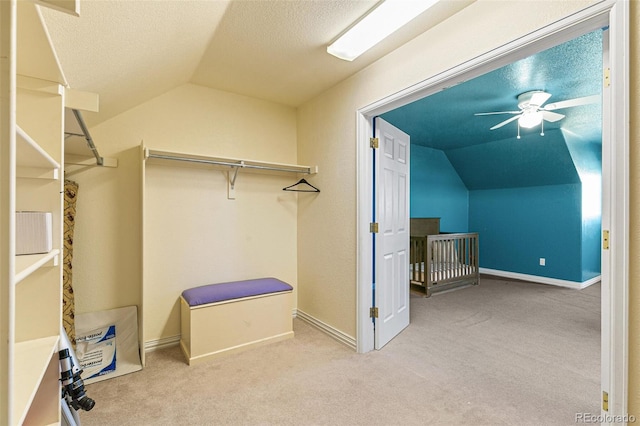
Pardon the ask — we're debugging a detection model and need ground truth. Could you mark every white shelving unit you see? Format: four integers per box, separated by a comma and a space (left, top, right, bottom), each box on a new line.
1, 1, 80, 424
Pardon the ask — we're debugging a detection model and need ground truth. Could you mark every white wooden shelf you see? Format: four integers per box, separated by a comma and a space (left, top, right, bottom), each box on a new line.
14, 249, 60, 285
144, 147, 317, 175
16, 126, 60, 179
143, 146, 318, 200
12, 336, 60, 425
16, 0, 69, 87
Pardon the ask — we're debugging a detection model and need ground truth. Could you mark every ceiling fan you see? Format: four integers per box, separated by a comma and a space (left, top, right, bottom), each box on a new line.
475, 90, 600, 138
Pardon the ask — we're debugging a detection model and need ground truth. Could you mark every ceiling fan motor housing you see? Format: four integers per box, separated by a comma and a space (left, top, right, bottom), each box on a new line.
517, 90, 548, 109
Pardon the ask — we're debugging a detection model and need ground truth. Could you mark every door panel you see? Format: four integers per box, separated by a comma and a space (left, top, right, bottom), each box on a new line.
374, 117, 410, 349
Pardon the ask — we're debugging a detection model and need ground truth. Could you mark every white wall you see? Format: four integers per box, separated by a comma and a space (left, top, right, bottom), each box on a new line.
69, 83, 299, 344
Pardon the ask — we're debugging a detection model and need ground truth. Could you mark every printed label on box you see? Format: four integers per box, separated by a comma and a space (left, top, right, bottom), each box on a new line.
76, 325, 117, 379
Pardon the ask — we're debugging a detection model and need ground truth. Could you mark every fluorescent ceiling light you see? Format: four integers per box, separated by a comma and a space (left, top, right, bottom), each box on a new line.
327, 0, 440, 61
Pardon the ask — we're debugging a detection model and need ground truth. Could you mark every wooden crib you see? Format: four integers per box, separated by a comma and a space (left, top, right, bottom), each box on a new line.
409, 218, 479, 297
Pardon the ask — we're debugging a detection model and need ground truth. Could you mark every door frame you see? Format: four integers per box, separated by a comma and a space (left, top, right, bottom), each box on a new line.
355, 0, 628, 419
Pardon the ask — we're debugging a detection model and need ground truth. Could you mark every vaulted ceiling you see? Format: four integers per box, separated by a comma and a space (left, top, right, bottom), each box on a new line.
41, 0, 474, 127
380, 29, 604, 151
380, 29, 604, 190
41, 0, 603, 190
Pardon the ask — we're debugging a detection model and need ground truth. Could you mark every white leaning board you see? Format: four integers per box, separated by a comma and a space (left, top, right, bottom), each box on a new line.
75, 306, 142, 385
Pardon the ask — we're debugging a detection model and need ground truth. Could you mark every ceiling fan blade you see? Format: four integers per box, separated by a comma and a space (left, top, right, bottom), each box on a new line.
529, 91, 552, 107
543, 94, 600, 111
474, 111, 520, 116
490, 114, 521, 130
542, 111, 565, 122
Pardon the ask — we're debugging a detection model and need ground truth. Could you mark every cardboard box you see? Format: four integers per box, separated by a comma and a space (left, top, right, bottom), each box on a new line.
16, 211, 52, 255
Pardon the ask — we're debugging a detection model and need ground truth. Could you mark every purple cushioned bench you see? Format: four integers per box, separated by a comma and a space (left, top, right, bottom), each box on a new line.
181, 277, 293, 307
179, 277, 295, 365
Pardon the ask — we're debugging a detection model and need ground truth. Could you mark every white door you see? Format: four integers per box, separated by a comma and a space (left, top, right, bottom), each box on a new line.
374, 117, 410, 349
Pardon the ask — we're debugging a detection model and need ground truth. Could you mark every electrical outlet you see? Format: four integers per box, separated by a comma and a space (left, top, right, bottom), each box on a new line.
539, 258, 546, 266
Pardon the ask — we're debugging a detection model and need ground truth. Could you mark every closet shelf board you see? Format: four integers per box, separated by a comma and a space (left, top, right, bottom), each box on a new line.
144, 147, 318, 176
17, 0, 68, 86
12, 336, 60, 425
16, 126, 60, 179
14, 250, 60, 285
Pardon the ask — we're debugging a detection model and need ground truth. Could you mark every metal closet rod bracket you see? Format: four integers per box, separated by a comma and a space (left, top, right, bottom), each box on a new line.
71, 109, 104, 166
227, 163, 243, 200
229, 164, 241, 190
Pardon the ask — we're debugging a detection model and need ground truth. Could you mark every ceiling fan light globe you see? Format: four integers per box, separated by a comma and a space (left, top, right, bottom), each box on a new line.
518, 111, 543, 128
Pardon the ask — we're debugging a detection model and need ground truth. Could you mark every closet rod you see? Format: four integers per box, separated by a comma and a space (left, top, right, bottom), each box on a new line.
147, 152, 314, 175
71, 109, 104, 166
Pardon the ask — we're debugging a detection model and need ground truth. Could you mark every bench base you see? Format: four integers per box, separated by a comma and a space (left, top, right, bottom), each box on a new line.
180, 291, 293, 365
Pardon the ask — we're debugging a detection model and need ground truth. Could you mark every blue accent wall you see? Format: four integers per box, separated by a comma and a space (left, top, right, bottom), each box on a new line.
408, 129, 601, 284
385, 29, 604, 285
410, 145, 468, 232
468, 184, 584, 282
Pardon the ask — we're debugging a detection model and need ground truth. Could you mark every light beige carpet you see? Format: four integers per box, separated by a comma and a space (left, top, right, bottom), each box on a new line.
80, 276, 600, 425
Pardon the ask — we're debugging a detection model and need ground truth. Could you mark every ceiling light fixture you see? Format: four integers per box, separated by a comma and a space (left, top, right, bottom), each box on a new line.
516, 110, 545, 139
518, 110, 543, 128
327, 0, 440, 61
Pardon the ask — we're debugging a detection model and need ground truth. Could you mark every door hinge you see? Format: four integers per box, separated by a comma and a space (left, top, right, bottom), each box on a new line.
370, 137, 379, 149
602, 390, 609, 411
604, 67, 611, 88
370, 307, 379, 318
370, 222, 379, 233
603, 230, 610, 250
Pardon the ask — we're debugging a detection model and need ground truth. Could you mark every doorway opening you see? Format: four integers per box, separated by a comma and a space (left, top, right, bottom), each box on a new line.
356, 1, 628, 419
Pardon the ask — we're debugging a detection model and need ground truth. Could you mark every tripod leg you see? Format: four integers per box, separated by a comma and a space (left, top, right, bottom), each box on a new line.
61, 397, 81, 426
59, 325, 95, 417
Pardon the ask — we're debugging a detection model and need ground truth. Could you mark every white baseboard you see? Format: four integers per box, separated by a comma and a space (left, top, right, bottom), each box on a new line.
144, 335, 180, 353
479, 268, 601, 290
144, 311, 331, 353
295, 309, 356, 351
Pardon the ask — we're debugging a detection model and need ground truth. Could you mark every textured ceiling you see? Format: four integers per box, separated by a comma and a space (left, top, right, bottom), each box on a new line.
381, 29, 604, 151
41, 0, 474, 127
380, 29, 604, 190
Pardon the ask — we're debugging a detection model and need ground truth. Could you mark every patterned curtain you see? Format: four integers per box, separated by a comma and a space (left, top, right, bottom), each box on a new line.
63, 180, 79, 347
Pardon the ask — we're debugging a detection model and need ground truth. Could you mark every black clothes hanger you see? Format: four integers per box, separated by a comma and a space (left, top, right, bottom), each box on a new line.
283, 178, 320, 193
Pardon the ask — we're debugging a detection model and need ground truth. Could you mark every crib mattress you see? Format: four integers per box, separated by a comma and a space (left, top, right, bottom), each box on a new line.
410, 262, 477, 282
